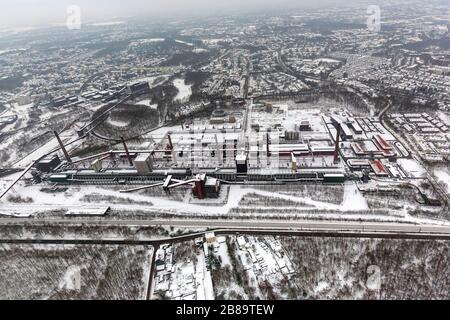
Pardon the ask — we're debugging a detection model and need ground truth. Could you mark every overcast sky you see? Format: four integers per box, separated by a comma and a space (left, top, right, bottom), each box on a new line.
0, 0, 366, 29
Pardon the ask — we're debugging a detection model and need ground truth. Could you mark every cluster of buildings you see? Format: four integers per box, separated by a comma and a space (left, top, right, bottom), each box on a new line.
389, 112, 450, 163
235, 236, 294, 277
282, 47, 343, 80
200, 49, 249, 98
153, 242, 213, 300
248, 72, 308, 98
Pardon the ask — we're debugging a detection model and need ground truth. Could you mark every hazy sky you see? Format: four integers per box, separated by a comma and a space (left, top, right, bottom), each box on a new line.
0, 0, 361, 29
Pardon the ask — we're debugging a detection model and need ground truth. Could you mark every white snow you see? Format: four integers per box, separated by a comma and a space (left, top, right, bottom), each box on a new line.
216, 241, 232, 269
437, 111, 449, 125
434, 169, 450, 193
13, 129, 78, 168
173, 78, 192, 102
129, 39, 165, 47
135, 99, 158, 109
342, 182, 369, 211
59, 265, 81, 291
128, 76, 158, 86
143, 38, 165, 43
196, 250, 214, 300
315, 281, 330, 293
175, 40, 194, 46
90, 21, 126, 27
315, 58, 341, 64
1, 183, 376, 218
106, 117, 130, 127
397, 159, 427, 178
201, 39, 228, 45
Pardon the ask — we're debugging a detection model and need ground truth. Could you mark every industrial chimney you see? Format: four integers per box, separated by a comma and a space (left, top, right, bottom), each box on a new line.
54, 131, 72, 163
334, 124, 341, 164
121, 137, 133, 166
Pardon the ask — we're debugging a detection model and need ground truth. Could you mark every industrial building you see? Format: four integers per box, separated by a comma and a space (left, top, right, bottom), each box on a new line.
27, 103, 420, 201
35, 155, 62, 173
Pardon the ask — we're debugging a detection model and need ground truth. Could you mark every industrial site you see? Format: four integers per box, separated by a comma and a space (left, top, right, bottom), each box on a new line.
0, 0, 449, 302
1, 95, 447, 217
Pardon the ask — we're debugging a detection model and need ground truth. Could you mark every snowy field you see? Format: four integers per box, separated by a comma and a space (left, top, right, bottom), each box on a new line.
135, 99, 158, 109
106, 117, 130, 127
0, 180, 383, 216
435, 169, 450, 193
397, 158, 427, 178
2, 173, 446, 226
175, 40, 194, 46
13, 129, 81, 168
173, 78, 192, 102
342, 183, 368, 211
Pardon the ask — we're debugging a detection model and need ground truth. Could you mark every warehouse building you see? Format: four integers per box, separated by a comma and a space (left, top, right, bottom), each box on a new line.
35, 155, 62, 173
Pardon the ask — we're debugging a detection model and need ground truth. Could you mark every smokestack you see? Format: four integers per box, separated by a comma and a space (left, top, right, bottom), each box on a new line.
54, 131, 72, 163
215, 134, 222, 165
334, 124, 341, 164
121, 137, 133, 166
167, 134, 174, 150
266, 132, 271, 157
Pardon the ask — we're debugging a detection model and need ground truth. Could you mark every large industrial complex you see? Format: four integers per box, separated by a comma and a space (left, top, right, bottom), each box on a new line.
21, 97, 442, 208
0, 0, 449, 302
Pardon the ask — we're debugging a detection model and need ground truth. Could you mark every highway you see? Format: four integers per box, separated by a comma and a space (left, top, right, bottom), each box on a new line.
1, 218, 450, 239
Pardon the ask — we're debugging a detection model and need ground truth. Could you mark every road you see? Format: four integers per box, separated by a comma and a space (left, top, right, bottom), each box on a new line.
1, 218, 450, 239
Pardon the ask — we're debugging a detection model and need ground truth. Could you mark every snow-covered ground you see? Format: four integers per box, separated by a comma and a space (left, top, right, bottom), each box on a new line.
437, 111, 449, 124
434, 169, 450, 193
342, 183, 369, 211
130, 38, 165, 46
215, 238, 233, 269
106, 117, 130, 127
315, 58, 341, 64
0, 102, 33, 133
135, 99, 158, 109
59, 265, 81, 291
13, 129, 79, 168
175, 40, 194, 46
397, 158, 427, 178
0, 179, 429, 225
128, 76, 159, 87
173, 78, 192, 102
90, 21, 126, 27
1, 102, 33, 119
142, 125, 180, 141
196, 248, 214, 300
201, 39, 228, 46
